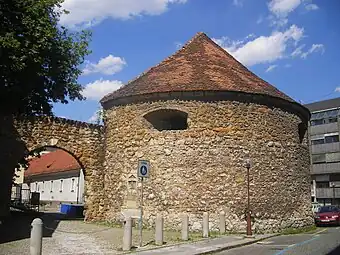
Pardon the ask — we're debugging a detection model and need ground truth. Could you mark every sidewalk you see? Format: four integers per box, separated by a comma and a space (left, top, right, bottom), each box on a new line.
132, 234, 277, 255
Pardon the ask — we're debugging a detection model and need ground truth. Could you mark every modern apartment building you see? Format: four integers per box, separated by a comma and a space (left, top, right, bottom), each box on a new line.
305, 97, 340, 206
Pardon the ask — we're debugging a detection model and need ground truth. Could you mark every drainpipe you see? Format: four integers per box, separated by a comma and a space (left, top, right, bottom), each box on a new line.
76, 169, 81, 204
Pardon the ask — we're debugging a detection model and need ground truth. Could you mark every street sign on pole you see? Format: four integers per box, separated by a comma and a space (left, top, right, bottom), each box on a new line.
138, 160, 150, 178
137, 159, 150, 247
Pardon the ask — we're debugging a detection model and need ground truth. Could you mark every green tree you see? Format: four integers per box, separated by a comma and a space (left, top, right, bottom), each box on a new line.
0, 0, 91, 116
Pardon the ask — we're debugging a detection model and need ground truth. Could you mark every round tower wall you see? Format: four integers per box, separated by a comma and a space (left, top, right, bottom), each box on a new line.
102, 99, 313, 233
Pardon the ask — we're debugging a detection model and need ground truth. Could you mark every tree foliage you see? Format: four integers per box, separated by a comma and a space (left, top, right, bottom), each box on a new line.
0, 0, 91, 116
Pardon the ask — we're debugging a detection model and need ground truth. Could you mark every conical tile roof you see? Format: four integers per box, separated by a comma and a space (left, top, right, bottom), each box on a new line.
100, 32, 294, 104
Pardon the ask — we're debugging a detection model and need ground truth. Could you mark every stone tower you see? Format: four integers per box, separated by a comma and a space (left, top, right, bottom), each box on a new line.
100, 32, 312, 233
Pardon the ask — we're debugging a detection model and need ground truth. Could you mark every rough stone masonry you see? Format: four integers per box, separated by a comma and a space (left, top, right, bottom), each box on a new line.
99, 32, 314, 233
0, 32, 314, 234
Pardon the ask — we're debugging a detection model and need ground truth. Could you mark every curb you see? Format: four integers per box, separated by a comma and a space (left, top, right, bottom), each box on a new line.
123, 234, 279, 254
194, 234, 280, 255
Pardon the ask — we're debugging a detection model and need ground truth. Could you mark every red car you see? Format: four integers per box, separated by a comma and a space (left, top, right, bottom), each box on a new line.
315, 206, 340, 226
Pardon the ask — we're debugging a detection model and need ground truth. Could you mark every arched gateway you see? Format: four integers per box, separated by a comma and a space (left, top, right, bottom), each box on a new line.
0, 115, 105, 220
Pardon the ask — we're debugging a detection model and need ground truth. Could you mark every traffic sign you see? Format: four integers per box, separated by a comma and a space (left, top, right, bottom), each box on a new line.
138, 160, 150, 178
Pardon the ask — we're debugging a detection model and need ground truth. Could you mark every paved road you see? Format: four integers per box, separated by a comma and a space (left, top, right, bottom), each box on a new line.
216, 227, 340, 255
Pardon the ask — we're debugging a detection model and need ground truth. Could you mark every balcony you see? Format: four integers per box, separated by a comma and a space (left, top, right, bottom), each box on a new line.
312, 142, 340, 154
310, 122, 338, 135
316, 188, 340, 198
311, 162, 340, 175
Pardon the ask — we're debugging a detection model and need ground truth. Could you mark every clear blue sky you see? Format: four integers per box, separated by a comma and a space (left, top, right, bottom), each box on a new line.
53, 0, 340, 122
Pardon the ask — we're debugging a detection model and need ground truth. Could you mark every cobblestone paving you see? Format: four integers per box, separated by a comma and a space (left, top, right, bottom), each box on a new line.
0, 212, 204, 255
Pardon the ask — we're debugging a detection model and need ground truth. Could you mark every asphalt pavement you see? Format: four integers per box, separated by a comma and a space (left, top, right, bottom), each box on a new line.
215, 227, 340, 255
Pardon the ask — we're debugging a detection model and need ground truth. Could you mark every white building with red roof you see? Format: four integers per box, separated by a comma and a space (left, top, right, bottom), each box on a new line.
23, 149, 85, 205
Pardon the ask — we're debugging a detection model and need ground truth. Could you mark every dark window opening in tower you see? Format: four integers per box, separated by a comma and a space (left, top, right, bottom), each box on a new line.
144, 109, 188, 131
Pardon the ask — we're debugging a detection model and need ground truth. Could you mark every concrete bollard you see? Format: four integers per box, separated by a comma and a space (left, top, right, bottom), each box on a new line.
219, 211, 226, 234
181, 214, 189, 241
123, 216, 132, 251
155, 214, 164, 245
203, 212, 209, 238
30, 218, 43, 255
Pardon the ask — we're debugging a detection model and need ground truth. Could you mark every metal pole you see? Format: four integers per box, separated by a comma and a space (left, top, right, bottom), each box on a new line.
333, 185, 335, 205
246, 166, 252, 236
139, 177, 144, 247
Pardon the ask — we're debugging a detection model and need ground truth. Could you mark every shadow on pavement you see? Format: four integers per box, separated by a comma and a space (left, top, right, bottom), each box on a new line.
0, 209, 83, 244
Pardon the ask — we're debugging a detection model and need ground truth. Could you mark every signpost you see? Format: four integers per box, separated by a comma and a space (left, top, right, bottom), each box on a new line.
137, 160, 150, 247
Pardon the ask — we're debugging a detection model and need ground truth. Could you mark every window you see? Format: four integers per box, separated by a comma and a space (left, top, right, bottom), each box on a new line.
326, 152, 340, 163
311, 119, 324, 126
35, 182, 38, 192
325, 135, 339, 144
60, 180, 63, 192
328, 117, 338, 123
312, 139, 324, 145
50, 180, 53, 193
71, 178, 75, 192
316, 182, 329, 188
312, 154, 326, 164
144, 109, 188, 131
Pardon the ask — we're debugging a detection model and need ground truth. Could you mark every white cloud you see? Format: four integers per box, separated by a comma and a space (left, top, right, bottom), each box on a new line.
174, 42, 183, 49
233, 0, 243, 7
268, 0, 302, 17
265, 65, 278, 72
335, 87, 340, 93
88, 112, 98, 123
83, 55, 127, 76
291, 44, 306, 57
305, 3, 319, 11
59, 0, 188, 27
256, 16, 264, 24
82, 79, 123, 100
291, 44, 325, 58
301, 44, 325, 58
88, 108, 104, 124
214, 25, 304, 66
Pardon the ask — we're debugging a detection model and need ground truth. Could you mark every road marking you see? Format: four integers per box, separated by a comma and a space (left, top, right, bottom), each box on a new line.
257, 241, 273, 244
336, 227, 340, 230
273, 235, 320, 255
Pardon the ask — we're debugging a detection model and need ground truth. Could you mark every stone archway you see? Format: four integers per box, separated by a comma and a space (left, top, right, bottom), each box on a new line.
0, 115, 105, 220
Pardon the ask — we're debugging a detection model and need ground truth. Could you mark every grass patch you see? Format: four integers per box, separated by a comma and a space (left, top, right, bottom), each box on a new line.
280, 225, 317, 235
90, 220, 123, 228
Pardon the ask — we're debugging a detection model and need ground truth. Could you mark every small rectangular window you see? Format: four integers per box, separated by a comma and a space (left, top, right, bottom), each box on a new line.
312, 139, 324, 145
325, 135, 339, 144
328, 118, 337, 123
60, 180, 63, 192
326, 152, 340, 163
312, 154, 326, 164
311, 119, 325, 126
50, 180, 53, 193
71, 178, 75, 192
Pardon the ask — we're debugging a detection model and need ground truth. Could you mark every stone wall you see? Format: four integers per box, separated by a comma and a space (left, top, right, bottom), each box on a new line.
0, 115, 105, 219
102, 99, 313, 233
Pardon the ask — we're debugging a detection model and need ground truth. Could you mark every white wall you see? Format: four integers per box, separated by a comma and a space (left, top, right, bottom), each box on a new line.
27, 170, 84, 203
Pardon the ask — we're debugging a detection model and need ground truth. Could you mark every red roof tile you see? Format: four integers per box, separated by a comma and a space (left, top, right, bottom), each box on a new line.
24, 149, 80, 177
100, 32, 294, 104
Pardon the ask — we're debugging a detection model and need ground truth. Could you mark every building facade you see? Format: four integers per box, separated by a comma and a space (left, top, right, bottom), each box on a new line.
23, 149, 85, 206
305, 97, 340, 206
99, 32, 313, 233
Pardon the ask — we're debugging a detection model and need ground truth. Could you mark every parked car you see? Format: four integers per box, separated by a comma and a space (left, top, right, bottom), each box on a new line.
315, 206, 340, 226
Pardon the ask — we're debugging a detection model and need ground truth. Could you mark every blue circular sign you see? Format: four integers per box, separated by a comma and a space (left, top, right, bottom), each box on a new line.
140, 165, 148, 176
